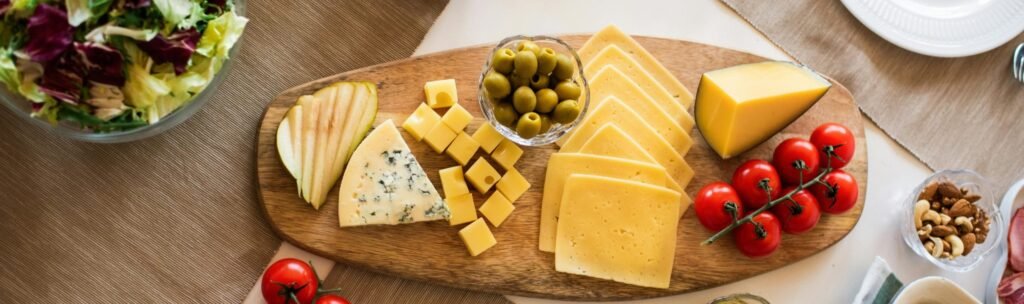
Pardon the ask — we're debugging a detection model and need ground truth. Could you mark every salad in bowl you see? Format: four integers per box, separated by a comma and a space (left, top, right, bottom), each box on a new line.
0, 0, 247, 134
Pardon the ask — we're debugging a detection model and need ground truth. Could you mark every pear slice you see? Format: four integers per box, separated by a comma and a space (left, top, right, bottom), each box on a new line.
299, 95, 320, 201
309, 86, 340, 207
310, 83, 355, 209
349, 82, 379, 161
289, 105, 303, 182
276, 105, 303, 179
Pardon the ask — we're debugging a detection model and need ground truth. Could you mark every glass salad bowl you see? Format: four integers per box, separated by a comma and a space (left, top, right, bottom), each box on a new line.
477, 35, 589, 146
0, 0, 246, 143
901, 169, 1003, 272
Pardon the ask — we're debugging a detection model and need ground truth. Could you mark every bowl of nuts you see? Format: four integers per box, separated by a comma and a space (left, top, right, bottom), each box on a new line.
903, 169, 1001, 272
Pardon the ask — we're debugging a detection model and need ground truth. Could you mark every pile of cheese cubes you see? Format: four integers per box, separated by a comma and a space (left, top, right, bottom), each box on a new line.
402, 79, 531, 257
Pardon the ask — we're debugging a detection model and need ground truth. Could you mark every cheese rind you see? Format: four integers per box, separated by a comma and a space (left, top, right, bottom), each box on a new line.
695, 61, 830, 159
538, 153, 669, 252
402, 103, 441, 141
478, 192, 515, 227
337, 120, 449, 227
578, 25, 694, 108
555, 174, 680, 289
459, 218, 497, 256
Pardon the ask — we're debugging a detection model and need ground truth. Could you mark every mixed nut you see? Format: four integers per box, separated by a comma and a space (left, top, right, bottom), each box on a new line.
914, 180, 991, 260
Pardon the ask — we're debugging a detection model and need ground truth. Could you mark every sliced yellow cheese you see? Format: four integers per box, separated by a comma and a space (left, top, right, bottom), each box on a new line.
562, 96, 692, 158
578, 25, 694, 108
555, 174, 680, 289
587, 66, 692, 130
696, 61, 831, 159
538, 153, 669, 252
585, 45, 683, 111
561, 98, 694, 190
579, 124, 692, 217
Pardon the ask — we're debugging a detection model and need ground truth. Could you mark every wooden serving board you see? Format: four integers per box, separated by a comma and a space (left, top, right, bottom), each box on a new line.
256, 35, 868, 301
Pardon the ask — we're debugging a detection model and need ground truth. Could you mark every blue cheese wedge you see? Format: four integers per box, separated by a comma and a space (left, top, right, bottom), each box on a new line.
338, 120, 449, 227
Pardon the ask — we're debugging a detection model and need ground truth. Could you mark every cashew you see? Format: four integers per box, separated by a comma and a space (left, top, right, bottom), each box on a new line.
917, 224, 933, 240
924, 240, 935, 253
954, 216, 973, 233
946, 235, 964, 257
922, 210, 941, 225
939, 213, 952, 226
929, 236, 944, 258
914, 200, 930, 228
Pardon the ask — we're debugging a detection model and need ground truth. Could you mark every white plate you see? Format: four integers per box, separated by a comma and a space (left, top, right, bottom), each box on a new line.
841, 0, 1024, 57
894, 276, 981, 304
987, 179, 1024, 304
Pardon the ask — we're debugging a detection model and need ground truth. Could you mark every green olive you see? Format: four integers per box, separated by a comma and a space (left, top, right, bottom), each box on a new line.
493, 102, 518, 127
554, 80, 582, 101
552, 54, 575, 80
516, 112, 542, 139
535, 88, 558, 113
509, 73, 528, 89
483, 71, 511, 99
529, 74, 549, 90
513, 51, 538, 80
491, 48, 516, 74
516, 41, 541, 57
536, 48, 557, 76
512, 86, 536, 113
539, 114, 552, 133
552, 99, 581, 124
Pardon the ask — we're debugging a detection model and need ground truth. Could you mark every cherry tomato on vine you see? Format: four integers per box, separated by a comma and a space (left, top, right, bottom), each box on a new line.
261, 258, 319, 304
733, 212, 782, 258
770, 186, 821, 234
315, 295, 352, 304
694, 182, 744, 231
772, 138, 821, 186
731, 159, 782, 210
810, 170, 859, 214
810, 123, 855, 169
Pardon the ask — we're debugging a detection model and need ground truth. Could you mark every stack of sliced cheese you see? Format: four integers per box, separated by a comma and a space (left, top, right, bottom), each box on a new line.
539, 25, 695, 289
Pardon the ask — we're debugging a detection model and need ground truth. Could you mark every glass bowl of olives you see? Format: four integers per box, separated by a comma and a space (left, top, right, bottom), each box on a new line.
478, 35, 589, 146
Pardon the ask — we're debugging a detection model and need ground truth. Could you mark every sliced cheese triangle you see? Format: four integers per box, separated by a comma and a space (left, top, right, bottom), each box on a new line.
337, 120, 449, 227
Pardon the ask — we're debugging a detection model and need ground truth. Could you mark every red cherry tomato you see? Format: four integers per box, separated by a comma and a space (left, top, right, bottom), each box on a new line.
261, 258, 319, 304
810, 123, 855, 169
733, 212, 782, 258
731, 159, 782, 210
694, 182, 744, 231
771, 186, 821, 234
772, 138, 821, 186
810, 170, 859, 214
315, 295, 352, 304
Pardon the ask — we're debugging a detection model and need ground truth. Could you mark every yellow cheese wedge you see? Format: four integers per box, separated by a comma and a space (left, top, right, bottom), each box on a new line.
587, 66, 692, 129
585, 45, 683, 110
562, 96, 692, 157
696, 61, 831, 159
555, 174, 680, 289
538, 153, 669, 252
560, 97, 694, 190
579, 124, 692, 217
578, 25, 694, 108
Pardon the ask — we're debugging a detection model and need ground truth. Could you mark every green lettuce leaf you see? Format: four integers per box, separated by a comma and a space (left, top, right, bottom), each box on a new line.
65, 0, 90, 26
0, 49, 18, 93
195, 10, 247, 58
122, 42, 170, 111
152, 0, 191, 31
8, 0, 39, 17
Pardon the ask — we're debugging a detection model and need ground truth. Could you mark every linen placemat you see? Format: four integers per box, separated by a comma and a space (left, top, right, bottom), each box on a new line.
722, 0, 1024, 190
0, 1, 509, 302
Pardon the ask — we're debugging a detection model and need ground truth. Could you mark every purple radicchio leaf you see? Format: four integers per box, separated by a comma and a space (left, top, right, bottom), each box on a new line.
75, 42, 125, 86
136, 28, 199, 75
123, 0, 151, 9
0, 0, 10, 15
38, 50, 87, 104
24, 4, 73, 63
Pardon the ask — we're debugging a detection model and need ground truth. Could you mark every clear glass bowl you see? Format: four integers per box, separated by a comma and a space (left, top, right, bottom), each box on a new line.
0, 0, 246, 143
477, 35, 589, 146
901, 169, 1003, 272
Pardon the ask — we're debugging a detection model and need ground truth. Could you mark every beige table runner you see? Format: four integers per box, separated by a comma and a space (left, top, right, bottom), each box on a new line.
723, 0, 1024, 190
0, 1, 504, 302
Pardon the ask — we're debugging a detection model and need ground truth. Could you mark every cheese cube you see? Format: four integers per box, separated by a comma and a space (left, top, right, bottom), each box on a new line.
446, 193, 476, 226
445, 132, 479, 166
695, 61, 831, 159
441, 103, 473, 131
490, 140, 522, 170
401, 103, 441, 141
459, 218, 497, 256
465, 158, 500, 193
439, 166, 469, 198
423, 123, 457, 153
495, 168, 530, 202
472, 123, 504, 153
424, 79, 458, 109
479, 192, 515, 227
